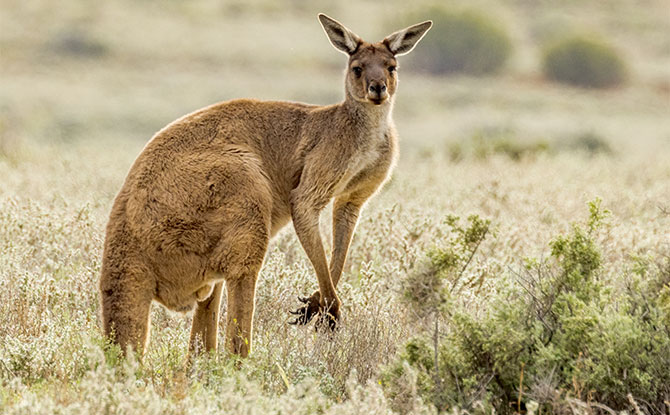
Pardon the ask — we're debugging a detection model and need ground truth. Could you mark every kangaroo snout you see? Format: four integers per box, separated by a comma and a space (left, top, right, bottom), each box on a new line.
367, 81, 388, 103
368, 82, 386, 94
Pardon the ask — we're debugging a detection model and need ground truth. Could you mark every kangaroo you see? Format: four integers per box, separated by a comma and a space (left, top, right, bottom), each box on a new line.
99, 14, 432, 357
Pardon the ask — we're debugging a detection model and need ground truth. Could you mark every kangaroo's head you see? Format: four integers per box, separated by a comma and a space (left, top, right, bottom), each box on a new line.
318, 14, 432, 106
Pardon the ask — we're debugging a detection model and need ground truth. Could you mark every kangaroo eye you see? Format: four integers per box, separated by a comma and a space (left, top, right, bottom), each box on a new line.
352, 67, 362, 77
388, 66, 396, 73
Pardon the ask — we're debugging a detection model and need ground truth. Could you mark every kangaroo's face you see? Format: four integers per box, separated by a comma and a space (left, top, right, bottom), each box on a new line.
318, 14, 432, 106
347, 44, 397, 105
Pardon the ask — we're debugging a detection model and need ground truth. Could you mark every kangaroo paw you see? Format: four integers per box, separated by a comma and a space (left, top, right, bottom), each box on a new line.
288, 293, 320, 325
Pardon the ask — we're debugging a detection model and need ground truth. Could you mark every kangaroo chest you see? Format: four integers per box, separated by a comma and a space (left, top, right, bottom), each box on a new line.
332, 128, 393, 197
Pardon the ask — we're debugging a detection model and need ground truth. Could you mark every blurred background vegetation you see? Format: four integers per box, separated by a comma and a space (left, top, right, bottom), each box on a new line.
1, 0, 669, 158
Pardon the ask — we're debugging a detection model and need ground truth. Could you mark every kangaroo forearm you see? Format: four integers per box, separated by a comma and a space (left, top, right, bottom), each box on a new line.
330, 201, 360, 287
292, 211, 336, 300
329, 246, 350, 288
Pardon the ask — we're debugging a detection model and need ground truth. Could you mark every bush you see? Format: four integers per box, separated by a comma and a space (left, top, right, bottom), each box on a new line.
448, 127, 550, 162
566, 132, 613, 156
542, 35, 627, 88
471, 128, 550, 161
408, 8, 512, 76
384, 200, 670, 413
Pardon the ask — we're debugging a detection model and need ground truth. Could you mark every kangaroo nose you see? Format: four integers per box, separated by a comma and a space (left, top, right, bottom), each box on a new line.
368, 83, 387, 94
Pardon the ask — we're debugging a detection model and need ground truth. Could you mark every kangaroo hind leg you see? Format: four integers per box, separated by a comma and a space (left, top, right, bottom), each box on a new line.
216, 218, 269, 358
225, 265, 263, 358
189, 281, 224, 354
100, 264, 154, 356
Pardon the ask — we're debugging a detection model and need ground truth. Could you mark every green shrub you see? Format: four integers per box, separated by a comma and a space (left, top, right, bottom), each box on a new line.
471, 128, 550, 161
448, 127, 550, 162
568, 131, 612, 155
542, 35, 627, 88
408, 8, 512, 76
390, 214, 492, 411
384, 200, 670, 413
450, 129, 615, 163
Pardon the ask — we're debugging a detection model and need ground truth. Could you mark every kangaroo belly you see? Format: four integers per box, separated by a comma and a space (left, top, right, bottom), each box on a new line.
154, 270, 225, 312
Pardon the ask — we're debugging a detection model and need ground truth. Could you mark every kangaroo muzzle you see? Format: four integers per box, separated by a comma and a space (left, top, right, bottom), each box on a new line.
367, 81, 388, 104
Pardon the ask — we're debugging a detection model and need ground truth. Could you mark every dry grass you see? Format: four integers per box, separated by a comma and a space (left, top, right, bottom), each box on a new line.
1, 0, 669, 413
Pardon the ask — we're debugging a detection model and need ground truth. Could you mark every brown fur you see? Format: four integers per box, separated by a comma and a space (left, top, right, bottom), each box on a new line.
99, 14, 431, 357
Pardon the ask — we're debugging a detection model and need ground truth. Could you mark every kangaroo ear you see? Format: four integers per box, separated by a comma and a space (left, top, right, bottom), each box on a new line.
318, 14, 362, 55
383, 21, 433, 56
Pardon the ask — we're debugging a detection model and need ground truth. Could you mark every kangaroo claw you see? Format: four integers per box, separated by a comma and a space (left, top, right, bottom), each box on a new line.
289, 294, 320, 325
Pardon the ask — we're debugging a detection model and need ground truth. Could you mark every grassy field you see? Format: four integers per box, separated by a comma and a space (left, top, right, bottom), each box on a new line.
1, 0, 669, 413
